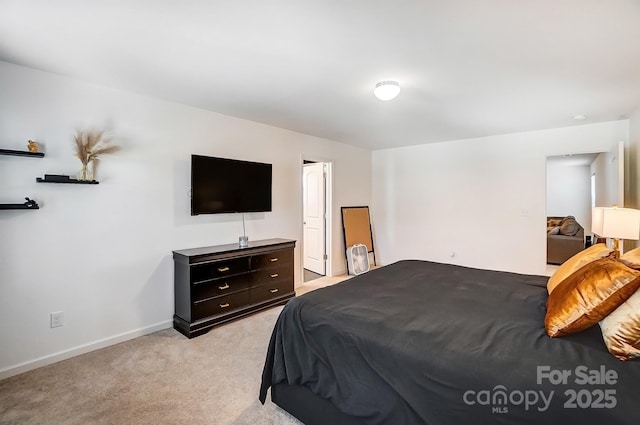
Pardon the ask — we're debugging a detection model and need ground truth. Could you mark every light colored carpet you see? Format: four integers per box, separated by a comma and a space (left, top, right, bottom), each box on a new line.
0, 275, 350, 425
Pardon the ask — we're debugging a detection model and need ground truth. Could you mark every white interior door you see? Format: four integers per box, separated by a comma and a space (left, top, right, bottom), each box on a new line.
614, 140, 624, 207
303, 163, 326, 275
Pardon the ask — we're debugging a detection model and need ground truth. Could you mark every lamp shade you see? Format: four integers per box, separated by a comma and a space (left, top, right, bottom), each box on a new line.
373, 81, 400, 101
592, 207, 640, 240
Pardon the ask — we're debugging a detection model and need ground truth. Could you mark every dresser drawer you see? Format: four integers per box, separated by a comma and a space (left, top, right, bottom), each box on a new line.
191, 257, 250, 284
192, 274, 251, 301
252, 249, 293, 270
192, 290, 250, 321
251, 265, 291, 287
250, 279, 293, 305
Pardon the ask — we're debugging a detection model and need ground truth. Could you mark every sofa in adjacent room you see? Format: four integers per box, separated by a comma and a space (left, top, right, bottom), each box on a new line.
547, 216, 585, 265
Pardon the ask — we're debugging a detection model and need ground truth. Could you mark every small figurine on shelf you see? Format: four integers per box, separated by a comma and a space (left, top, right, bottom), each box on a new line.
27, 140, 39, 152
23, 197, 38, 208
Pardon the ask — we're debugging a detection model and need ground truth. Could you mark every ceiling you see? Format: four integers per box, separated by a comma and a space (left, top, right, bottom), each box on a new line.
1, 0, 639, 151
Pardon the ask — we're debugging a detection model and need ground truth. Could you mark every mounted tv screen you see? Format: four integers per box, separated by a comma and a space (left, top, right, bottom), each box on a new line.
191, 155, 272, 215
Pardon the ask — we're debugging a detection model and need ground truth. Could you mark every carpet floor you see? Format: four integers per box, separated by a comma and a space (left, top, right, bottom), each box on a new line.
0, 275, 350, 425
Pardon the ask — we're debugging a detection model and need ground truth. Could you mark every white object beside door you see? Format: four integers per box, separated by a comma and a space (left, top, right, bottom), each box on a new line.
614, 140, 624, 207
303, 162, 326, 275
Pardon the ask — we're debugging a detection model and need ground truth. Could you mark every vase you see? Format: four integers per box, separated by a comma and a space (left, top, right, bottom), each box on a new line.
77, 162, 94, 181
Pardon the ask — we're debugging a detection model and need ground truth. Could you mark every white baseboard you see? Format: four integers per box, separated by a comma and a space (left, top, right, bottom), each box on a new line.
0, 320, 173, 381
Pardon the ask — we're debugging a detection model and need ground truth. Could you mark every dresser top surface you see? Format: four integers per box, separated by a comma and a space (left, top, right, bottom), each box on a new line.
173, 238, 296, 259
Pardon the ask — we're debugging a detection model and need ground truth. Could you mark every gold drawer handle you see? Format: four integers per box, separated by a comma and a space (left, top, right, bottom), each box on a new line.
218, 283, 230, 290
218, 266, 230, 272
220, 303, 230, 308
270, 289, 279, 293
269, 258, 279, 262
270, 273, 279, 278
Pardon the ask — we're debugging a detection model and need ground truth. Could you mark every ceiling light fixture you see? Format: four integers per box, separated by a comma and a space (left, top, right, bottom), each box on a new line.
573, 114, 587, 121
374, 81, 400, 101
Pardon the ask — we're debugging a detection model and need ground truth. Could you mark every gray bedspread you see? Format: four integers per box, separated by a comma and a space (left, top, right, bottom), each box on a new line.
260, 260, 640, 424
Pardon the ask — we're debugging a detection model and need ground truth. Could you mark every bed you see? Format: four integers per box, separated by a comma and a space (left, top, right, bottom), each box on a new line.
259, 260, 640, 424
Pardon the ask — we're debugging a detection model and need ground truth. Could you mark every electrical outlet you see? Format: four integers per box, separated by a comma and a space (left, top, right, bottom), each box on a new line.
50, 311, 64, 328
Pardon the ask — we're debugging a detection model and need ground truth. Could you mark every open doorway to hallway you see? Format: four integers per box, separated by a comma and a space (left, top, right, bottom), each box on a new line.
545, 141, 625, 266
302, 160, 332, 283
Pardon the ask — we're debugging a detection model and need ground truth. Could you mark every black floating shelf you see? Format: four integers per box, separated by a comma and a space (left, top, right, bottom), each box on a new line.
36, 175, 99, 184
0, 204, 40, 210
0, 148, 45, 158
0, 198, 39, 210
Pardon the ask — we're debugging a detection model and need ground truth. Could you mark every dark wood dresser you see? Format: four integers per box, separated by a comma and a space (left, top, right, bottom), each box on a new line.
173, 238, 296, 338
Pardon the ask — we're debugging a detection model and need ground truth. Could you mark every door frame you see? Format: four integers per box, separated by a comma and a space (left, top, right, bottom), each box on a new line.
543, 141, 626, 271
301, 156, 333, 281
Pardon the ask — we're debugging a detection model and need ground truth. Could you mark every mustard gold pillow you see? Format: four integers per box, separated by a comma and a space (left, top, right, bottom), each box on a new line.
547, 243, 613, 294
545, 258, 640, 337
599, 289, 640, 361
548, 218, 562, 227
620, 247, 640, 270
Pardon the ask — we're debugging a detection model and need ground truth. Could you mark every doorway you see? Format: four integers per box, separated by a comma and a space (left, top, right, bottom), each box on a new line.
545, 141, 625, 270
302, 160, 332, 282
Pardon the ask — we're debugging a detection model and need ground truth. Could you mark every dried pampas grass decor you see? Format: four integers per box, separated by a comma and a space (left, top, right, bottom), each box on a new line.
73, 130, 119, 181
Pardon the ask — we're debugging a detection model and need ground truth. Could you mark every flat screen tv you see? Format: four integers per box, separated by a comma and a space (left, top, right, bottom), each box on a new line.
191, 155, 272, 215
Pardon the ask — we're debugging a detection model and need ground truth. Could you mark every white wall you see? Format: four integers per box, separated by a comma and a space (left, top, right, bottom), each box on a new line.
591, 151, 622, 208
372, 121, 629, 275
0, 61, 371, 377
546, 162, 591, 229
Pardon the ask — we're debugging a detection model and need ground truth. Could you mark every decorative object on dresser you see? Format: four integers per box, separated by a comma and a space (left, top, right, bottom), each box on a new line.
173, 238, 296, 338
